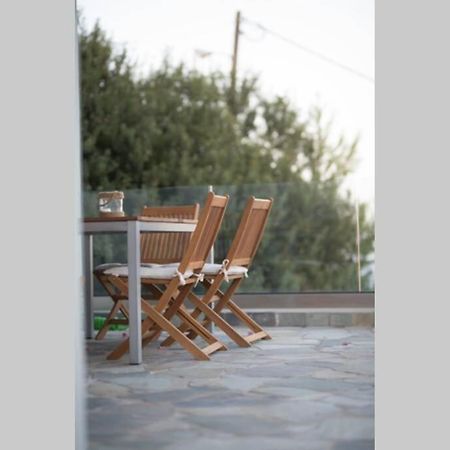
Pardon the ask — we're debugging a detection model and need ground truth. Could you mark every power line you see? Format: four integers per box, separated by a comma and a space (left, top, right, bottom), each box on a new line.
241, 16, 374, 84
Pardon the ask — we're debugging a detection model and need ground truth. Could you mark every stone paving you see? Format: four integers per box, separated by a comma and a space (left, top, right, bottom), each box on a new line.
86, 327, 374, 450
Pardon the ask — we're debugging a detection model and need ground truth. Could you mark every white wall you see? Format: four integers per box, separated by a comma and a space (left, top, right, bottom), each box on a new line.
0, 2, 85, 449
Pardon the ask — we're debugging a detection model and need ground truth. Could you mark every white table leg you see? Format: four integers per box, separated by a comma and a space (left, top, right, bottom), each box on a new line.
127, 221, 142, 364
83, 234, 94, 339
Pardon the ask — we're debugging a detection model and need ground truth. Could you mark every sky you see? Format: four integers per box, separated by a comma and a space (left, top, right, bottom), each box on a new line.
78, 0, 374, 207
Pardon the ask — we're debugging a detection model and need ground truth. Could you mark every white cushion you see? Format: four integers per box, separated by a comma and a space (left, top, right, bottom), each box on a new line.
202, 263, 248, 277
94, 262, 157, 272
103, 264, 193, 280
94, 263, 125, 272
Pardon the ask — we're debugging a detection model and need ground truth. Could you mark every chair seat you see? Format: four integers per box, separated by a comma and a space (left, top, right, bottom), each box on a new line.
103, 264, 193, 280
94, 262, 158, 272
94, 263, 126, 273
202, 263, 248, 277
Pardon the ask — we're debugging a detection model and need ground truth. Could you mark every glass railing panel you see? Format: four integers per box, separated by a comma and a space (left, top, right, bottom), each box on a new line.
83, 183, 374, 295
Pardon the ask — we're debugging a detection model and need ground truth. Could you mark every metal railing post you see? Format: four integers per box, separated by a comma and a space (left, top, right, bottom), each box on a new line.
208, 185, 215, 331
355, 201, 362, 292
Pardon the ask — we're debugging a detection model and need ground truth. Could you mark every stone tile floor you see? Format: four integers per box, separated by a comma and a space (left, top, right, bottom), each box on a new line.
86, 327, 374, 450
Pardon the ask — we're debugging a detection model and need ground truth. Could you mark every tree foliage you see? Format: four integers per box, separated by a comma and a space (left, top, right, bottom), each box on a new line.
79, 20, 374, 291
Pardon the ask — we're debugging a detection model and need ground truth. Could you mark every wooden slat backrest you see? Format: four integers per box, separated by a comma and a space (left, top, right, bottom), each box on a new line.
226, 197, 273, 268
178, 192, 229, 273
140, 204, 200, 264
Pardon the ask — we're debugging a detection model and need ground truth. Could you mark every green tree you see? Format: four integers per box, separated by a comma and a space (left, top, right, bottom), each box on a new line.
79, 22, 150, 190
78, 20, 374, 292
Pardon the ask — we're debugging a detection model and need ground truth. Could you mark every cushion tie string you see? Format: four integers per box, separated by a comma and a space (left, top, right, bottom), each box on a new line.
175, 270, 186, 285
219, 259, 230, 282
192, 272, 204, 287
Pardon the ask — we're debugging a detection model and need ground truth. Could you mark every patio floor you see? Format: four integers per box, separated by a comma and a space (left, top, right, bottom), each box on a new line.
86, 327, 374, 450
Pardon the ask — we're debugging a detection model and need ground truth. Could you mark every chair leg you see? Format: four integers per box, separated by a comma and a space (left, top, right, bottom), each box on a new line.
97, 275, 167, 343
142, 329, 162, 347
184, 278, 242, 340
95, 300, 123, 341
140, 284, 190, 347
159, 275, 224, 347
111, 280, 175, 343
176, 306, 228, 349
159, 305, 202, 347
108, 300, 214, 361
195, 278, 271, 344
107, 281, 227, 361
141, 285, 228, 351
160, 291, 250, 349
210, 282, 272, 343
143, 301, 226, 358
118, 303, 130, 320
226, 300, 271, 342
94, 273, 129, 340
185, 292, 251, 347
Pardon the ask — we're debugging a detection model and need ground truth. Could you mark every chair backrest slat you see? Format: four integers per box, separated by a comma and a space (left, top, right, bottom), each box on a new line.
178, 192, 229, 273
140, 204, 200, 264
226, 197, 273, 268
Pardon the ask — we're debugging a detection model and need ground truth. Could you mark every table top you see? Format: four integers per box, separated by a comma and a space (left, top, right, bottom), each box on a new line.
83, 216, 198, 234
84, 216, 197, 224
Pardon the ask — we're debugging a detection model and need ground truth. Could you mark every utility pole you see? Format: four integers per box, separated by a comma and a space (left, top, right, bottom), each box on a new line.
230, 11, 241, 113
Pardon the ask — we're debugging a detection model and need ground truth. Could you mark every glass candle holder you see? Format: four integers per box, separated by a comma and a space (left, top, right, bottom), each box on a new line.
97, 191, 125, 217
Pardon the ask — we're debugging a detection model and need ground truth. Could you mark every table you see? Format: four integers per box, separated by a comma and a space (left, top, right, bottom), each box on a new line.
83, 216, 198, 364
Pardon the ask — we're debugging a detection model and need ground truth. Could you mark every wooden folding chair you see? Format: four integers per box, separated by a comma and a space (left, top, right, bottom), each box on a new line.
161, 196, 273, 348
93, 204, 200, 340
139, 204, 201, 265
103, 192, 230, 361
